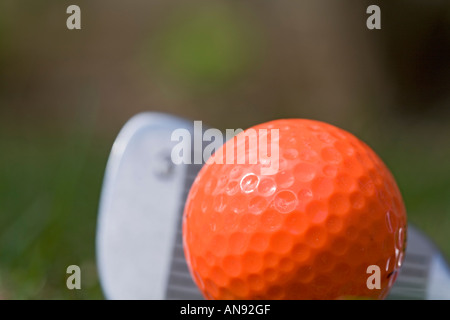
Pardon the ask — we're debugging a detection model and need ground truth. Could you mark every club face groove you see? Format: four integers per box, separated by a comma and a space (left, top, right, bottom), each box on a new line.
165, 161, 204, 300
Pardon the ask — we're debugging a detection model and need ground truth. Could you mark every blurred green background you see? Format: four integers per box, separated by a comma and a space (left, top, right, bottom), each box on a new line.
0, 0, 449, 299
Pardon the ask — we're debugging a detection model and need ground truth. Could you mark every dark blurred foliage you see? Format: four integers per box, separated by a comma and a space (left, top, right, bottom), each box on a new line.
379, 1, 450, 117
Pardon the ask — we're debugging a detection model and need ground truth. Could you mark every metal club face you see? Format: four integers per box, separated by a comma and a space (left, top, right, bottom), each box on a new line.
96, 112, 203, 299
97, 112, 450, 300
387, 225, 450, 300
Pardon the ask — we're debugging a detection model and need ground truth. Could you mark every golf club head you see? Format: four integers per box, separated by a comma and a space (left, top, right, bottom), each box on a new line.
97, 112, 450, 300
387, 225, 450, 300
96, 112, 203, 299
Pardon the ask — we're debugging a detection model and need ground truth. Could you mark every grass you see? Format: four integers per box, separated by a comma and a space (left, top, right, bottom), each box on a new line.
0, 111, 109, 299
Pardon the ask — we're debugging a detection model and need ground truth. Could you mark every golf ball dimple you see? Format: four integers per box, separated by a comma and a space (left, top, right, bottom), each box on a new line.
182, 119, 407, 300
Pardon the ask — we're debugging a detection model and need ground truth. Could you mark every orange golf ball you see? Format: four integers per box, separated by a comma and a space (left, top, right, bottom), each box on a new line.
183, 119, 407, 299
